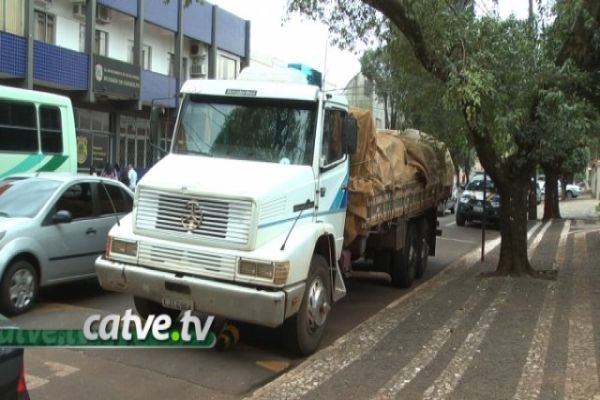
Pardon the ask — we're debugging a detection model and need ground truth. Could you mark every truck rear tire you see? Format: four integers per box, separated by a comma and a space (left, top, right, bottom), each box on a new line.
133, 296, 181, 322
284, 254, 331, 356
415, 219, 429, 279
390, 223, 417, 288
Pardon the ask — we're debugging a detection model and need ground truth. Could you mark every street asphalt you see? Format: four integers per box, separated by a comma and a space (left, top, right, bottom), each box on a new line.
14, 194, 600, 399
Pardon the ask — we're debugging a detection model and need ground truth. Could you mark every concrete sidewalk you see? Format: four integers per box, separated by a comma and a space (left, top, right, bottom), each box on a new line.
247, 200, 600, 399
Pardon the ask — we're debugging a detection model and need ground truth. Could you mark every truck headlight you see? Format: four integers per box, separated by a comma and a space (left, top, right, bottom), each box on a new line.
239, 260, 289, 285
110, 238, 138, 257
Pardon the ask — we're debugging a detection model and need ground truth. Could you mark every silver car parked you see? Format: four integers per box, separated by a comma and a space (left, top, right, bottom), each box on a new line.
0, 173, 133, 315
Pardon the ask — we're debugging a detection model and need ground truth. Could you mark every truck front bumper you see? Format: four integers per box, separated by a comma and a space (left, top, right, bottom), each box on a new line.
95, 257, 304, 328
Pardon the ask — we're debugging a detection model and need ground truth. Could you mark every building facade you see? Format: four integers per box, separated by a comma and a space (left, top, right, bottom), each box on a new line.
0, 0, 250, 173
343, 72, 386, 129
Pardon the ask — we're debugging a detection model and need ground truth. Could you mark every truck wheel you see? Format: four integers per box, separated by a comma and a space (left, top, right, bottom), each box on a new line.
456, 212, 466, 226
415, 219, 429, 279
0, 260, 38, 315
133, 296, 181, 321
390, 224, 417, 288
284, 254, 331, 356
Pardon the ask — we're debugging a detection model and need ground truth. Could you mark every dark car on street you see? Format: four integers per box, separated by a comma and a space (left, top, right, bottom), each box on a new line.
0, 315, 29, 399
455, 178, 500, 226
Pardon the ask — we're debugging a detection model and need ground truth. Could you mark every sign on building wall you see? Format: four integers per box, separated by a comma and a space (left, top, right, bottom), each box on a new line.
93, 55, 140, 99
77, 132, 110, 171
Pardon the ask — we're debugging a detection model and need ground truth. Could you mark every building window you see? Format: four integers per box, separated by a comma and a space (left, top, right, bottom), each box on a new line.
34, 10, 55, 44
219, 55, 238, 80
79, 26, 108, 56
128, 41, 151, 70
95, 29, 108, 56
0, 0, 24, 35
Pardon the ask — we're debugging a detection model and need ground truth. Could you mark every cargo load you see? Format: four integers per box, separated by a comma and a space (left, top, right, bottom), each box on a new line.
345, 108, 454, 246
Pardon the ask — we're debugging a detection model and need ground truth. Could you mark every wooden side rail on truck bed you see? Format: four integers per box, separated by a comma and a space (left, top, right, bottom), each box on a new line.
363, 180, 451, 229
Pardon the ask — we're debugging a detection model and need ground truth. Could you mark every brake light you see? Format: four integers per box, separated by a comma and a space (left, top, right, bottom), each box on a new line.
17, 365, 27, 395
105, 236, 112, 258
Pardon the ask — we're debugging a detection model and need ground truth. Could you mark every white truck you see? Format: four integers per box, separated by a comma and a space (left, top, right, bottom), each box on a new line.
95, 66, 452, 355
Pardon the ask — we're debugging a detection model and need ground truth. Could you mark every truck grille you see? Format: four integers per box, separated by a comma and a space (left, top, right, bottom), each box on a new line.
136, 188, 253, 247
138, 242, 237, 280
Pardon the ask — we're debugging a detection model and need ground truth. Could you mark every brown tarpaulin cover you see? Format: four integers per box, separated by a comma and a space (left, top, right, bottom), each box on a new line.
344, 108, 454, 246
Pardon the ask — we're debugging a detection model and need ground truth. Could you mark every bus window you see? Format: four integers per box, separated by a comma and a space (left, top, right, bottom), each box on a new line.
40, 105, 63, 154
0, 100, 38, 152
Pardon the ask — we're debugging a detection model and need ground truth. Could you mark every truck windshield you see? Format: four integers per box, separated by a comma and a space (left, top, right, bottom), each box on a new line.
172, 95, 317, 166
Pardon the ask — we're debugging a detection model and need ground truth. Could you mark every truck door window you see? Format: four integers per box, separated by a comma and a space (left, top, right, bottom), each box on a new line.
321, 109, 345, 166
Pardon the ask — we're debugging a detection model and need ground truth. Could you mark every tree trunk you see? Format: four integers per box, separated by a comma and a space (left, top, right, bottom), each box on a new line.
455, 166, 460, 189
383, 94, 389, 129
496, 183, 535, 276
528, 174, 538, 220
543, 171, 561, 219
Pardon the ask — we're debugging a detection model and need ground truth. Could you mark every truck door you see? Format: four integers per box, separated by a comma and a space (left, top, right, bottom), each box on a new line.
316, 107, 349, 255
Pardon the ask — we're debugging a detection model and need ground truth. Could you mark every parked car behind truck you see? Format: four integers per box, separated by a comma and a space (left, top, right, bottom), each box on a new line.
95, 66, 453, 355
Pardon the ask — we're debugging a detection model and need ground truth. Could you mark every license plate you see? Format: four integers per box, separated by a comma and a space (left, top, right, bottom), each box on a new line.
473, 205, 483, 213
162, 297, 193, 311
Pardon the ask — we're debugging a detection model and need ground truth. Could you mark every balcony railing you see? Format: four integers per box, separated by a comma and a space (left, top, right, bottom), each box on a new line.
34, 41, 89, 90
141, 70, 176, 108
0, 31, 26, 78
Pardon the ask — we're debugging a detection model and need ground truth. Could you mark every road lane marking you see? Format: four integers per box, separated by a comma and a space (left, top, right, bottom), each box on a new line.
438, 237, 477, 244
371, 280, 492, 399
44, 361, 80, 378
514, 220, 569, 400
422, 283, 512, 400
246, 222, 541, 400
445, 221, 456, 227
25, 374, 49, 390
564, 232, 598, 399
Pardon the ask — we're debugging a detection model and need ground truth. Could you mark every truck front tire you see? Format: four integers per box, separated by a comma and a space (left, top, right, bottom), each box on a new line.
284, 254, 331, 356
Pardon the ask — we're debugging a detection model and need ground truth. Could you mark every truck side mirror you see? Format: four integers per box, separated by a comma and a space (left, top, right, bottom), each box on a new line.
343, 117, 358, 154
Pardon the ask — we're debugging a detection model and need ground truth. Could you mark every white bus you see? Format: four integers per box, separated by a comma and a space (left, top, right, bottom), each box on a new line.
0, 85, 77, 179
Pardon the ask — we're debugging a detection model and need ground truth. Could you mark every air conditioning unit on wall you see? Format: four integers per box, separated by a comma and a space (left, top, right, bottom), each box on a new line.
35, 0, 52, 8
72, 3, 111, 24
96, 5, 111, 24
190, 44, 208, 59
72, 2, 85, 20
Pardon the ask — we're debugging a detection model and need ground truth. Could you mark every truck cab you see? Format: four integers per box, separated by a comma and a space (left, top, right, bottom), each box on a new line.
96, 66, 356, 355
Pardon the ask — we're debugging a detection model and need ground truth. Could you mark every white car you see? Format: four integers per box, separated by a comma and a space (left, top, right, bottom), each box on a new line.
0, 173, 133, 315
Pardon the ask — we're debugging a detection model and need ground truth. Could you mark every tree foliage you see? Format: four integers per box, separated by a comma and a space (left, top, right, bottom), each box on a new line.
288, 0, 600, 276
